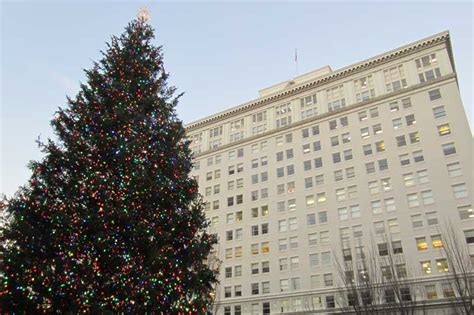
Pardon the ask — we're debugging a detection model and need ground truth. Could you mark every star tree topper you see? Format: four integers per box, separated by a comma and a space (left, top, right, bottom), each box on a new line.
137, 7, 151, 22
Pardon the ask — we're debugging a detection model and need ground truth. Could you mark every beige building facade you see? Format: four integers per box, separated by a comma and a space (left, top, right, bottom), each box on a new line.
186, 31, 473, 314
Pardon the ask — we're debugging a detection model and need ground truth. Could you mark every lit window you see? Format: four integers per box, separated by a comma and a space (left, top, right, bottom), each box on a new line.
409, 131, 420, 144
437, 123, 451, 136
317, 192, 326, 204
416, 237, 428, 251
306, 195, 315, 207
375, 140, 385, 152
436, 259, 449, 273
421, 260, 432, 275
431, 235, 443, 249
261, 242, 269, 254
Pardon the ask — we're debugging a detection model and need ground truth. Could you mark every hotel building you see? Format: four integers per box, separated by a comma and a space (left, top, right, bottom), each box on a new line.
186, 31, 473, 314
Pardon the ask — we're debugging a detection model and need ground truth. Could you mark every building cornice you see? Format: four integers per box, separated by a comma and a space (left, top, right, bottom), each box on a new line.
185, 31, 452, 132
192, 74, 456, 159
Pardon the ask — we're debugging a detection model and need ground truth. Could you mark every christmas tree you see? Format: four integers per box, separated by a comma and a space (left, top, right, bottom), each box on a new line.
1, 15, 217, 313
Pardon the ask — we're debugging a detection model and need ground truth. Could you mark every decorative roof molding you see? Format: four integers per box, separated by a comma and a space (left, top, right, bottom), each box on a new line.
185, 31, 452, 132
192, 74, 456, 159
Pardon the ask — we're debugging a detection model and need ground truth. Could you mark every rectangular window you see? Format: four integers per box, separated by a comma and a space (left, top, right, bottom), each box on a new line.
308, 233, 318, 246
346, 167, 355, 179
307, 213, 316, 225
323, 273, 333, 287
452, 183, 468, 199
465, 229, 474, 243
458, 205, 473, 220
314, 157, 323, 168
421, 260, 432, 275
409, 131, 420, 144
373, 123, 382, 135
447, 162, 462, 177
385, 198, 396, 212
442, 142, 456, 156
371, 200, 382, 214
312, 125, 320, 135
407, 193, 419, 207
396, 135, 407, 147
429, 89, 441, 101
433, 106, 446, 118
366, 162, 375, 174
393, 118, 402, 129
405, 114, 416, 126
416, 237, 428, 251
384, 65, 407, 92
334, 170, 343, 182
351, 205, 361, 218
251, 283, 259, 295
327, 85, 346, 112
420, 190, 433, 204
389, 101, 399, 112
378, 159, 388, 171
438, 123, 451, 136
290, 256, 299, 270
344, 149, 353, 161
361, 127, 370, 139
400, 154, 410, 166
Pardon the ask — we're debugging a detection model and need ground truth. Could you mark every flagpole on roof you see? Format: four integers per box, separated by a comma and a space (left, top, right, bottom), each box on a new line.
295, 48, 299, 76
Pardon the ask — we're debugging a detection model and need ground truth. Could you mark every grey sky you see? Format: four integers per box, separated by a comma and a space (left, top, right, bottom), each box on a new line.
1, 1, 472, 197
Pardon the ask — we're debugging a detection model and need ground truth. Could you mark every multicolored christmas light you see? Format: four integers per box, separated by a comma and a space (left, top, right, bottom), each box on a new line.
0, 19, 217, 313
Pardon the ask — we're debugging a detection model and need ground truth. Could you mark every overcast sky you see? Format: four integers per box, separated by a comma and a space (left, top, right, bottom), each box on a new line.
1, 1, 472, 197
